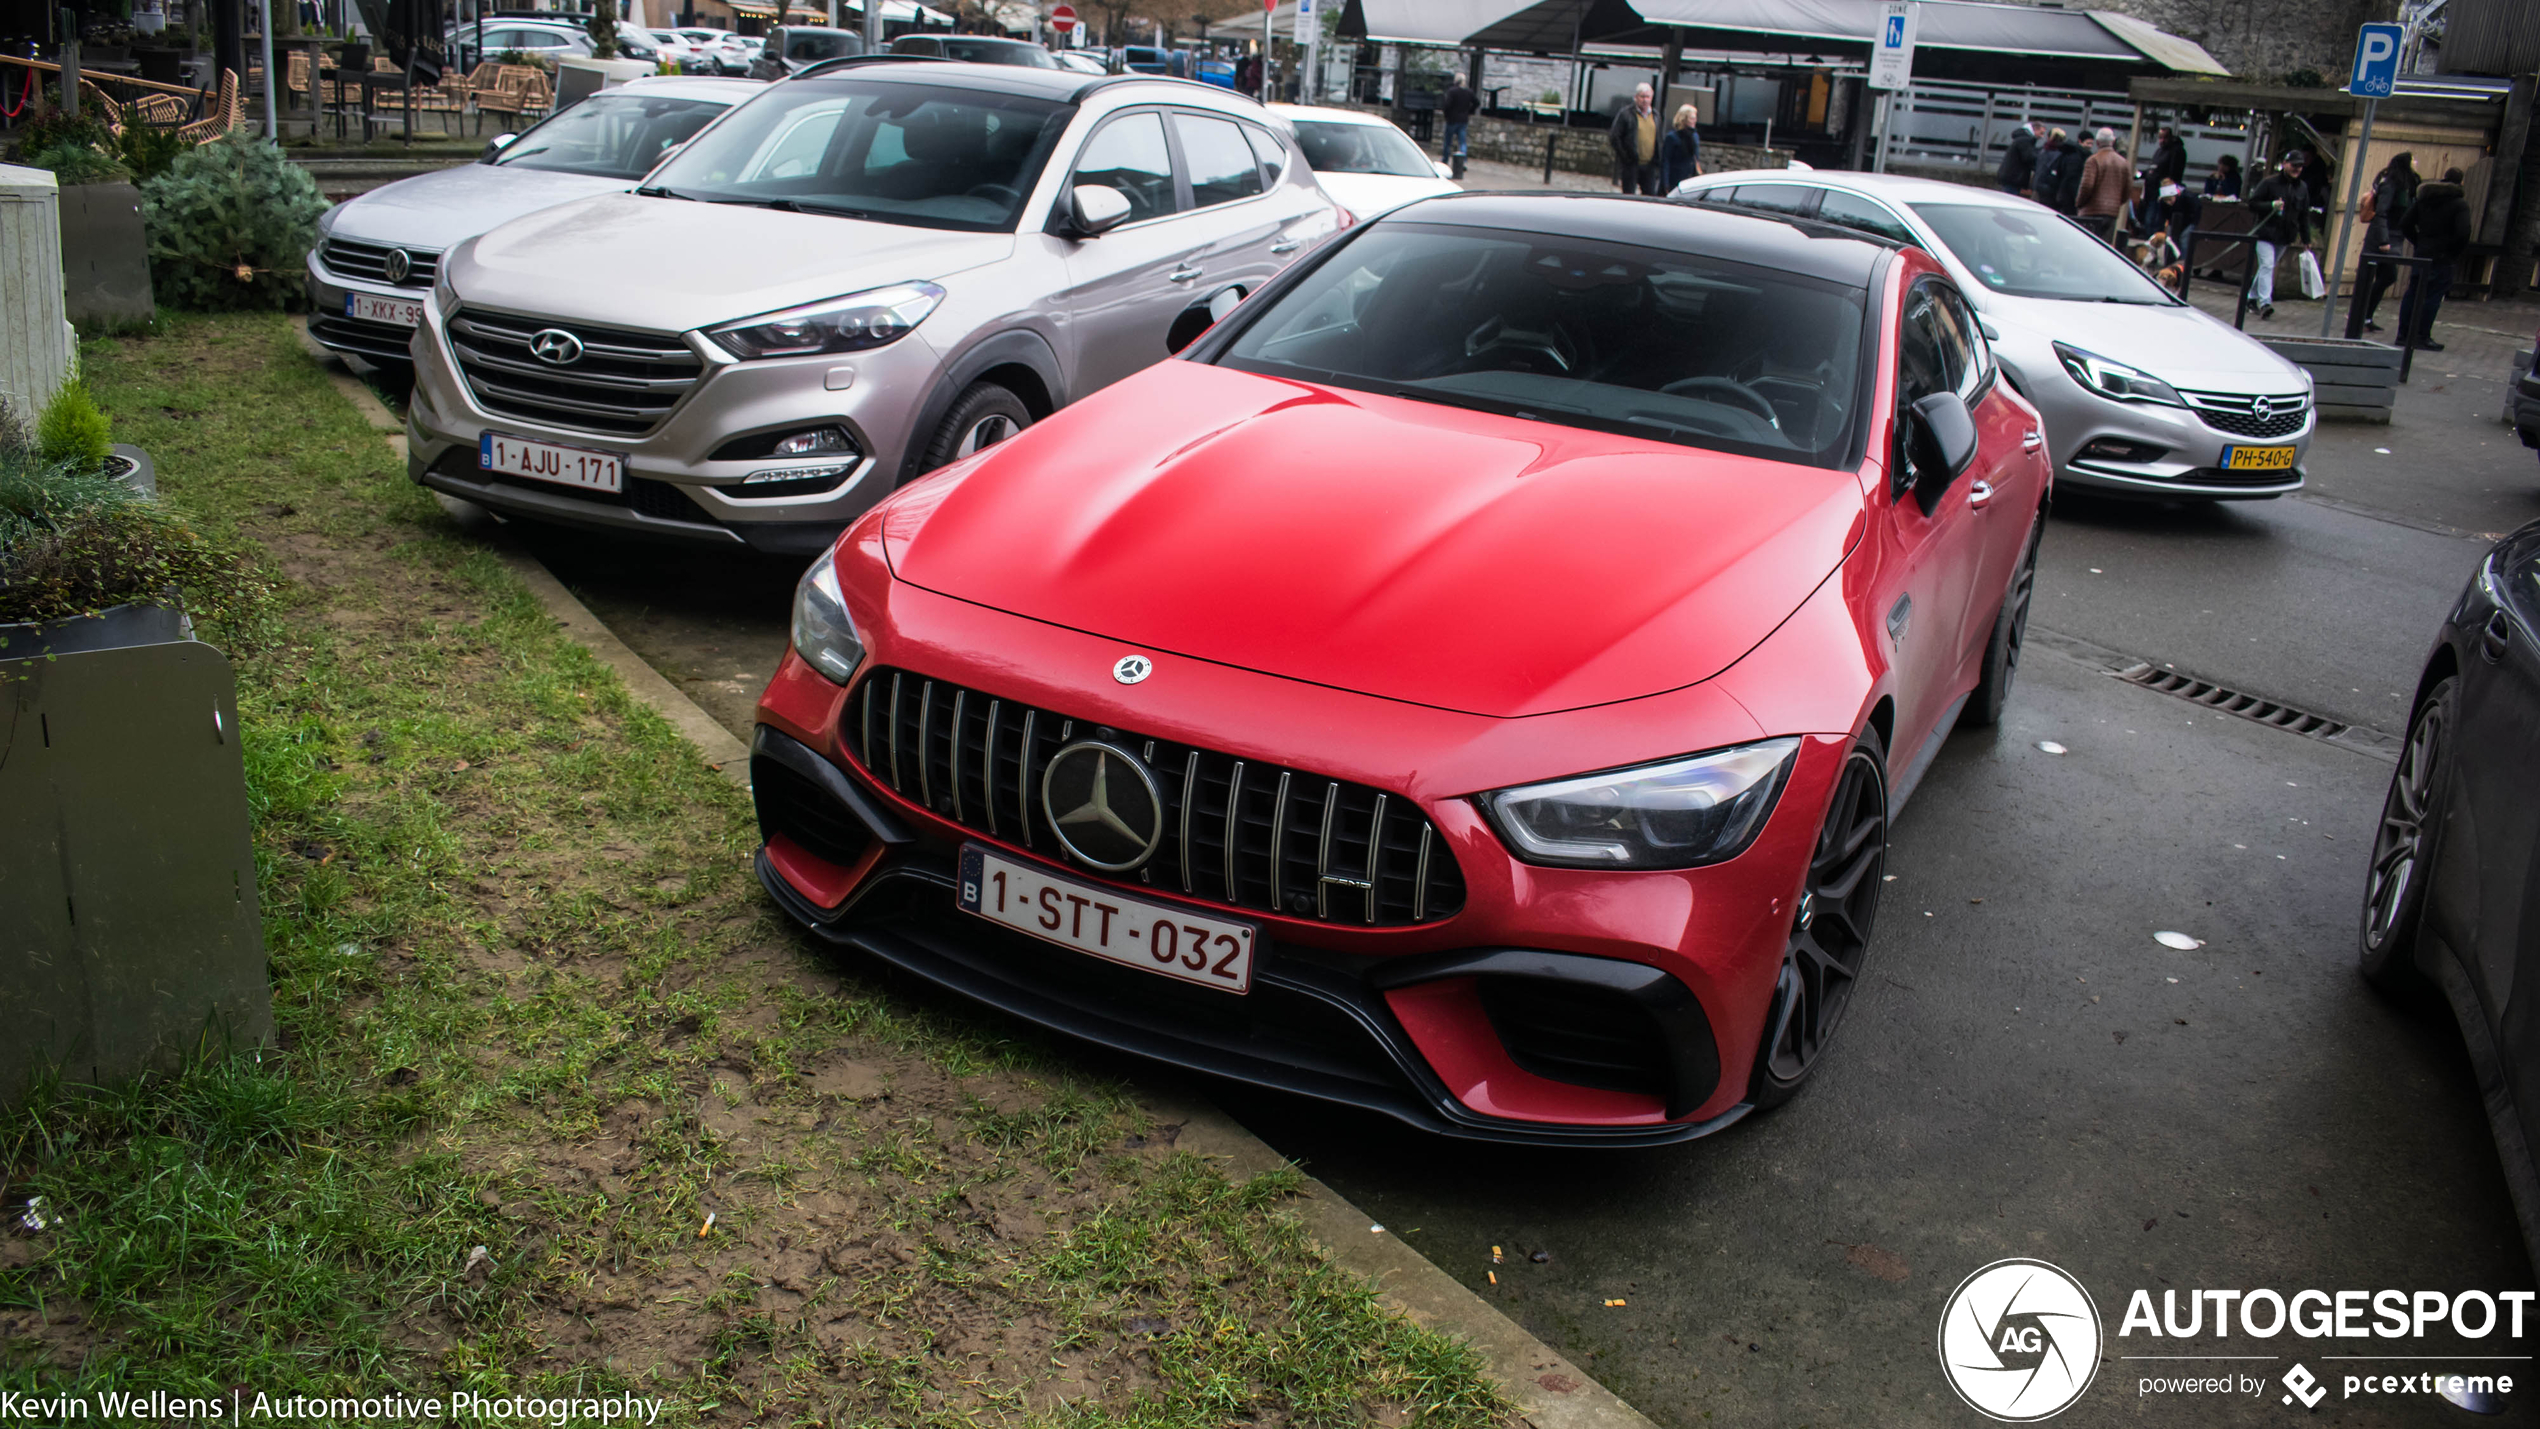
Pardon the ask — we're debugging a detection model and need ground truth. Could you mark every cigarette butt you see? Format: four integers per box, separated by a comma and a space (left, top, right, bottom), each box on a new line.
1491, 1244, 1503, 1263
1605, 1298, 1627, 1308
1488, 1271, 1498, 1285
698, 1211, 716, 1238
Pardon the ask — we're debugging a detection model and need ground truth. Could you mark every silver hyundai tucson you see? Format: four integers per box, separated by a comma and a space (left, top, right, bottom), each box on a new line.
407, 59, 1342, 555
1671, 171, 2314, 501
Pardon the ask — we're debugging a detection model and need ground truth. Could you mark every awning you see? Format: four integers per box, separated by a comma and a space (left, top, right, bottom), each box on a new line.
2081, 10, 2227, 77
1336, 0, 1546, 47
1449, 0, 2225, 74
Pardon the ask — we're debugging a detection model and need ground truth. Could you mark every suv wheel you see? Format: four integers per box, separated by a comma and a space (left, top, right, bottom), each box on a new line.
919, 382, 1031, 473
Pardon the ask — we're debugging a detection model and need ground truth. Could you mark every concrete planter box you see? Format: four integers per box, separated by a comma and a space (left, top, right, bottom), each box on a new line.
0, 461, 272, 1105
2260, 336, 2402, 425
56, 181, 156, 326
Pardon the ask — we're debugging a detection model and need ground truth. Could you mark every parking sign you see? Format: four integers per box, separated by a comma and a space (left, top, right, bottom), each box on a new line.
2349, 22, 2402, 97
1869, 0, 1918, 91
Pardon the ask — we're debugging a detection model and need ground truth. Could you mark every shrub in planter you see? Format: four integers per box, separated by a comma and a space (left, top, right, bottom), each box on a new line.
36, 381, 115, 471
0, 444, 271, 642
139, 129, 329, 312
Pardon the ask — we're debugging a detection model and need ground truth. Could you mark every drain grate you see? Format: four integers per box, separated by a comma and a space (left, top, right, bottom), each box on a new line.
2111, 663, 2350, 740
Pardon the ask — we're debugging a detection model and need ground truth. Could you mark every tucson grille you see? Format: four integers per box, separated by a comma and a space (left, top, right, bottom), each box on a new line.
321, 237, 438, 287
449, 310, 703, 437
844, 668, 1466, 926
2179, 388, 2310, 440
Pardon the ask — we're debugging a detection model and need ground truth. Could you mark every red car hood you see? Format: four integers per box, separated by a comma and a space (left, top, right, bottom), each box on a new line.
886, 362, 1867, 719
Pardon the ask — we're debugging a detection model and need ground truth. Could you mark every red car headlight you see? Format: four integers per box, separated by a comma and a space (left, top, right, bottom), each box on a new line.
790, 546, 865, 684
1478, 739, 1800, 870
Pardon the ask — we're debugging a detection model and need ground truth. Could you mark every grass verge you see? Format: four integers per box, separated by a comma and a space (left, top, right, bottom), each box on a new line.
0, 314, 1511, 1428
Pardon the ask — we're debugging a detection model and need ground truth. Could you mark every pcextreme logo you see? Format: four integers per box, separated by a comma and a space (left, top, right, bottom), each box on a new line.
1939, 1259, 2105, 1421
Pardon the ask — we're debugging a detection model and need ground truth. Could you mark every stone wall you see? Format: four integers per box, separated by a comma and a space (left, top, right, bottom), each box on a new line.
1345, 104, 1792, 183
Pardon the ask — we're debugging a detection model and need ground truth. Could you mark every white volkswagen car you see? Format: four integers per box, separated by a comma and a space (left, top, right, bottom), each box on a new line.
1270, 104, 1457, 223
1673, 171, 2314, 500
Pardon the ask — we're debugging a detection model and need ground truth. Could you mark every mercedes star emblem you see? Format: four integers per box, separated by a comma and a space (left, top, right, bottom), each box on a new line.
1113, 654, 1153, 685
1041, 740, 1164, 872
382, 248, 411, 285
529, 328, 585, 366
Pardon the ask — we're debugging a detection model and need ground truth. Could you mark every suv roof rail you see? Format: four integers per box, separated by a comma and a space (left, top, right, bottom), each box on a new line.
1067, 73, 1266, 107
790, 52, 938, 79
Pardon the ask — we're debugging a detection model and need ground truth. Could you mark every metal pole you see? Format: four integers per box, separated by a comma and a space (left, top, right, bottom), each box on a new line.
1873, 92, 1891, 172
2320, 96, 2375, 337
262, 0, 281, 138
59, 8, 79, 117
861, 0, 879, 54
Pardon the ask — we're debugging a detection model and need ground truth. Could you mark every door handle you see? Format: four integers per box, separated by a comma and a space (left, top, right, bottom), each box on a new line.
1968, 479, 1996, 507
1166, 264, 1202, 283
1269, 237, 1303, 254
2483, 610, 2512, 663
2021, 428, 2044, 452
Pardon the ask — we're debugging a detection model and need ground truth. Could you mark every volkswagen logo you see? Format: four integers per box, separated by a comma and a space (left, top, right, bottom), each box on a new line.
1113, 654, 1153, 685
1041, 740, 1164, 872
381, 248, 411, 285
529, 329, 585, 366
2251, 394, 2273, 420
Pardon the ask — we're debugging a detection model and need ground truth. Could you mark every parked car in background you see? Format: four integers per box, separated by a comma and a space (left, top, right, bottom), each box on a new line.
1054, 49, 1108, 75
675, 27, 751, 74
888, 33, 1059, 68
2511, 328, 2538, 468
2360, 517, 2540, 1273
1271, 103, 1455, 221
646, 29, 705, 71
749, 25, 868, 79
1673, 170, 2315, 502
748, 193, 2051, 1142
445, 17, 659, 70
407, 61, 1340, 554
309, 77, 753, 372
1115, 44, 1170, 74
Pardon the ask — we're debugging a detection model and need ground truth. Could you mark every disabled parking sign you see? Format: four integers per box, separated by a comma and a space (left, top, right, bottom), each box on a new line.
2349, 23, 2402, 97
1869, 0, 1918, 91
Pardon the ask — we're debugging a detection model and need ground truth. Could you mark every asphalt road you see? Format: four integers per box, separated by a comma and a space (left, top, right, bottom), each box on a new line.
479, 304, 2540, 1427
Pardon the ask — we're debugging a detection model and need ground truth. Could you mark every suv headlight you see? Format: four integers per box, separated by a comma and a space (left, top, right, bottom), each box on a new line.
708, 281, 945, 360
2054, 343, 2185, 407
791, 546, 865, 684
1479, 739, 1800, 870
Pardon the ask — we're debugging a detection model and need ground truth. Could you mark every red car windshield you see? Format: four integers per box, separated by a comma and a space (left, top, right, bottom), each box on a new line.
1219, 225, 1868, 467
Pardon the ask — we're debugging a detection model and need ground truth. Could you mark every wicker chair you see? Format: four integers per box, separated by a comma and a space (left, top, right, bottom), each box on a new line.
474, 64, 549, 132
176, 68, 242, 142
131, 92, 189, 127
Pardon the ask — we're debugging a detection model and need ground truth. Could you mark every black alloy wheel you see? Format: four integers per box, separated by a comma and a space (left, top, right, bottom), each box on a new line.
918, 381, 1032, 475
1964, 512, 2042, 728
1753, 726, 1889, 1107
2360, 676, 2453, 993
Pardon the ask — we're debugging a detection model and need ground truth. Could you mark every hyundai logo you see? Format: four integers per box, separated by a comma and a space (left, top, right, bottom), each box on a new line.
382, 248, 411, 284
2251, 395, 2273, 420
529, 329, 585, 366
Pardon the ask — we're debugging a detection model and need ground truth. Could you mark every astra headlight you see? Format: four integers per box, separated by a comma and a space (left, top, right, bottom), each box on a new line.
790, 545, 865, 684
709, 281, 945, 360
2053, 342, 2186, 407
1480, 739, 1801, 870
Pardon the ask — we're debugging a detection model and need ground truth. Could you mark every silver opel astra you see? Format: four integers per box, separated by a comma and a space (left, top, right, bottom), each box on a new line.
406, 59, 1342, 555
1671, 171, 2314, 501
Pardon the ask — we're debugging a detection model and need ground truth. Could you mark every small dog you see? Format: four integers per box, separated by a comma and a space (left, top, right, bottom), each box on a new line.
2132, 231, 2186, 293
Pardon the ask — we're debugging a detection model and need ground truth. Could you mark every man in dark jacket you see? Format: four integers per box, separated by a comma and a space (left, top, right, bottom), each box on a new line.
1441, 75, 1478, 179
2148, 126, 2187, 231
2053, 135, 2093, 213
2242, 150, 2312, 319
2031, 129, 2072, 210
2397, 168, 2473, 350
1609, 82, 1660, 194
1998, 119, 2042, 195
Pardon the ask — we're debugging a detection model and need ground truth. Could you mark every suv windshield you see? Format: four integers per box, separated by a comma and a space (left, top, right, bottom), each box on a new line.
1292, 119, 1433, 178
1220, 224, 1867, 466
1911, 202, 2177, 304
642, 78, 1067, 231
494, 92, 729, 180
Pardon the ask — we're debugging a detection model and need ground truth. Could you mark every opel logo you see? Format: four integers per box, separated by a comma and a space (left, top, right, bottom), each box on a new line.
2251, 395, 2273, 420
382, 248, 411, 284
1113, 654, 1153, 685
1041, 740, 1164, 872
529, 329, 585, 366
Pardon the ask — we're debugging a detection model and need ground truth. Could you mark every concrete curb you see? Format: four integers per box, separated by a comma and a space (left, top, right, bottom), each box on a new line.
289, 322, 1650, 1429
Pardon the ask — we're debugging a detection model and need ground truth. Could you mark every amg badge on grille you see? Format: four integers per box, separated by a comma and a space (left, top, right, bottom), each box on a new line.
1041, 740, 1164, 871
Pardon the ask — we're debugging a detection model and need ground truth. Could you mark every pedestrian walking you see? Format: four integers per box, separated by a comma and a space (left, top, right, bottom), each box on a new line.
2353, 151, 2419, 334
1999, 118, 2043, 196
2148, 125, 2187, 231
2076, 125, 2134, 239
1441, 74, 1477, 179
1609, 82, 1661, 195
2242, 150, 2312, 320
2396, 166, 2472, 351
1661, 102, 1703, 193
2053, 133, 2092, 214
2032, 128, 2074, 212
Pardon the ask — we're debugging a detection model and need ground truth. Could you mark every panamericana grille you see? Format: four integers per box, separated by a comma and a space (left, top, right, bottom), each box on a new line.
321, 237, 438, 287
2180, 389, 2310, 440
449, 310, 703, 437
844, 669, 1465, 926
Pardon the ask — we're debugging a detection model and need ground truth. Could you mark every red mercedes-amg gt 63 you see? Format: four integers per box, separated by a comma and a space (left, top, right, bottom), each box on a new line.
751, 193, 2049, 1145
